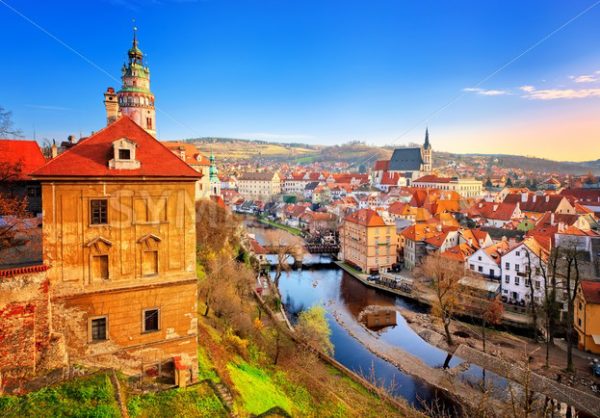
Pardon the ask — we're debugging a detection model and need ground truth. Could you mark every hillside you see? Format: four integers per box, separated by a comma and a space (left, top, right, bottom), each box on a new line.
179, 137, 599, 175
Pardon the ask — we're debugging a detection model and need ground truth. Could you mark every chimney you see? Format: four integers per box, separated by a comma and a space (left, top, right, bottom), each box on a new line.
532, 194, 537, 203
104, 87, 119, 126
501, 236, 508, 242
546, 195, 550, 203
521, 193, 528, 203
468, 238, 473, 246
493, 204, 498, 211
550, 212, 555, 225
51, 140, 58, 158
68, 134, 76, 144
436, 224, 442, 232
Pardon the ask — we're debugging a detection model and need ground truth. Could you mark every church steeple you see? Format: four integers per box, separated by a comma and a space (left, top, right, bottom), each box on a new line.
209, 149, 221, 196
423, 127, 431, 150
422, 127, 432, 173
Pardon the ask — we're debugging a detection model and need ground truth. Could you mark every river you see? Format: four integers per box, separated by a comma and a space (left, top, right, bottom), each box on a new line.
246, 222, 508, 413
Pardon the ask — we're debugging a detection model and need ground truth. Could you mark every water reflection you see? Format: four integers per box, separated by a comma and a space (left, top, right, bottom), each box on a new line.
275, 267, 457, 411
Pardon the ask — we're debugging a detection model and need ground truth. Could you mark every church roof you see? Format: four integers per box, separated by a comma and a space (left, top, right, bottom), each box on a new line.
389, 147, 424, 172
32, 116, 201, 179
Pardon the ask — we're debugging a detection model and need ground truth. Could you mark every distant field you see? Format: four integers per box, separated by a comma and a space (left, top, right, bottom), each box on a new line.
193, 141, 317, 160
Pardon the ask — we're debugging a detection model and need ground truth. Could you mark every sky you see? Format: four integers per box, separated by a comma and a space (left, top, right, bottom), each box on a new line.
1, 0, 600, 161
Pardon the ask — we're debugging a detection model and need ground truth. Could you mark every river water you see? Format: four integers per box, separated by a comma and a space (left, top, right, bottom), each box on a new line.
247, 223, 508, 412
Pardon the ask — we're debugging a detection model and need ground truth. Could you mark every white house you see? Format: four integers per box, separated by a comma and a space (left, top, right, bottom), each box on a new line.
500, 238, 550, 305
467, 240, 511, 280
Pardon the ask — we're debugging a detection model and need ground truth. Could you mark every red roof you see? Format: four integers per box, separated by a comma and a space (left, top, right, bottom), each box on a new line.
414, 175, 452, 183
580, 280, 600, 304
345, 208, 386, 227
32, 117, 201, 179
0, 139, 47, 180
374, 160, 390, 171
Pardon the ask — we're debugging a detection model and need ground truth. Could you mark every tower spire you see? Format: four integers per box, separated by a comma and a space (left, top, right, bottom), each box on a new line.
424, 127, 430, 150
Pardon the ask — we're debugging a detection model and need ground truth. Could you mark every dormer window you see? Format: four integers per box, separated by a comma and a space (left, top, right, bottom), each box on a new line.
119, 149, 131, 160
108, 138, 140, 170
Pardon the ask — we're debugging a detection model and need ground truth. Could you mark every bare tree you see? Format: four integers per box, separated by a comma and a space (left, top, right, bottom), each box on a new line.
524, 248, 539, 339
0, 161, 29, 250
537, 246, 559, 368
422, 253, 463, 346
560, 241, 582, 373
0, 106, 23, 138
482, 297, 504, 353
263, 229, 305, 288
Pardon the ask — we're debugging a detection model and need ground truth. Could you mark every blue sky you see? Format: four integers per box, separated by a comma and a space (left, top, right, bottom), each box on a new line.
1, 0, 600, 161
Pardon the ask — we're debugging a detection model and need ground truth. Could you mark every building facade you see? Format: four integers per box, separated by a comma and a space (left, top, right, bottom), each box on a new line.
575, 280, 600, 354
412, 175, 482, 198
237, 171, 281, 199
340, 209, 397, 273
32, 117, 200, 382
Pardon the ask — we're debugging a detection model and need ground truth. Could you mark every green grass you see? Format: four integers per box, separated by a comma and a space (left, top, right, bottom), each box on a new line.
258, 217, 303, 236
227, 361, 292, 415
0, 373, 120, 418
197, 346, 219, 382
127, 384, 226, 418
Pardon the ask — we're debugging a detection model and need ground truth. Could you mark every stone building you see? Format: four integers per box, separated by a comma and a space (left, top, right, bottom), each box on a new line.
104, 28, 156, 136
339, 208, 397, 273
31, 116, 201, 383
373, 128, 433, 183
237, 171, 281, 200
164, 142, 210, 200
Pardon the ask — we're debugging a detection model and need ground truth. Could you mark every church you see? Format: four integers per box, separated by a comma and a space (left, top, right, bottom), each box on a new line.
373, 129, 433, 184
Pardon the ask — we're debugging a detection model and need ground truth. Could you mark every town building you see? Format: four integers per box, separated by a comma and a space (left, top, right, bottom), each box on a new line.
164, 142, 210, 200
0, 139, 47, 214
237, 171, 281, 199
104, 28, 156, 136
373, 128, 432, 183
31, 116, 201, 383
412, 175, 482, 198
574, 280, 600, 354
340, 208, 397, 273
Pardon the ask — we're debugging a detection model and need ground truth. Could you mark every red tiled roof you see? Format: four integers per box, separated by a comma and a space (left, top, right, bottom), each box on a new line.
580, 280, 600, 304
374, 160, 390, 171
503, 193, 570, 213
163, 142, 210, 166
0, 264, 48, 277
414, 175, 452, 183
468, 202, 518, 221
32, 117, 201, 179
345, 208, 386, 227
0, 139, 47, 180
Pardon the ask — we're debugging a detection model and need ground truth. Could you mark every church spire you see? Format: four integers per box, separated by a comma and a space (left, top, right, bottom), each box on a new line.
423, 127, 431, 150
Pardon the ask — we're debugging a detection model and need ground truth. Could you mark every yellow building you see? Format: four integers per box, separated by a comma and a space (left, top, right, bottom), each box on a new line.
237, 171, 281, 199
575, 280, 600, 354
32, 117, 201, 381
340, 209, 397, 273
164, 142, 211, 200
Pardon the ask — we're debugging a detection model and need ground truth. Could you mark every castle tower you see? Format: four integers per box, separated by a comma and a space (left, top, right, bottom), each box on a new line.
422, 127, 432, 173
104, 27, 156, 137
209, 150, 221, 196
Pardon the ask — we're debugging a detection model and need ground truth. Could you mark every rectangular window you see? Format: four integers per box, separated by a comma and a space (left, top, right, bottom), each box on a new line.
92, 255, 109, 280
525, 279, 530, 287
515, 277, 520, 286
118, 149, 131, 160
470, 264, 475, 270
90, 317, 107, 341
143, 250, 158, 276
505, 262, 510, 270
90, 199, 108, 225
505, 275, 509, 284
143, 308, 160, 332
478, 266, 483, 272
535, 281, 540, 290
146, 117, 152, 129
515, 264, 520, 272
516, 251, 520, 256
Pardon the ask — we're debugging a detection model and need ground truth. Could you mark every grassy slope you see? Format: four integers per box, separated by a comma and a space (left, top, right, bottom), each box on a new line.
0, 373, 121, 418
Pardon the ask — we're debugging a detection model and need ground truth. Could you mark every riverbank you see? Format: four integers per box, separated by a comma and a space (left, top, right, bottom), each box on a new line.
257, 217, 303, 236
336, 261, 533, 329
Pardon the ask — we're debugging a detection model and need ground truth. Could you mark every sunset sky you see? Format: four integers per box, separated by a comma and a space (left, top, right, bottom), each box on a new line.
1, 0, 599, 161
